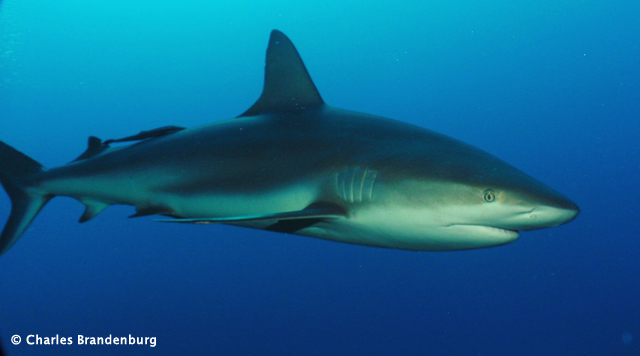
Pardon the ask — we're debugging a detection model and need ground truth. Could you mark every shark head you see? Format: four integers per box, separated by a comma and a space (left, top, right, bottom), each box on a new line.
350, 131, 580, 250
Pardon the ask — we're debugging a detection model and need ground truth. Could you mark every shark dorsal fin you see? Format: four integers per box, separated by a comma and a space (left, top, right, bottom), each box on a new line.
239, 30, 324, 117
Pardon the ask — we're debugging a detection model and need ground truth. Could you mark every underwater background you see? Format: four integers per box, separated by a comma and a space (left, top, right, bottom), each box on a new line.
0, 0, 638, 355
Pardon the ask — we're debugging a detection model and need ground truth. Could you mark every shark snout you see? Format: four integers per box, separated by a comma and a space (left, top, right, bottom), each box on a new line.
513, 200, 579, 230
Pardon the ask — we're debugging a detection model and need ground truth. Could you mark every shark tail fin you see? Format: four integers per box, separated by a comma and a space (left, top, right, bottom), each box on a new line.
0, 141, 52, 256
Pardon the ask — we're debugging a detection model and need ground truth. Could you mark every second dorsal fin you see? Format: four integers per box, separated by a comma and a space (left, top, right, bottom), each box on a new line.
239, 30, 324, 117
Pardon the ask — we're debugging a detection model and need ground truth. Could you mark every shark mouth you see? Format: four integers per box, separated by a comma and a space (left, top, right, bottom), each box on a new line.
448, 224, 520, 239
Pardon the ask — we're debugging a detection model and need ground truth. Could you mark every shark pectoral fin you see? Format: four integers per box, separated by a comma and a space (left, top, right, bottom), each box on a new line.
264, 218, 324, 234
129, 206, 173, 218
155, 202, 346, 225
78, 199, 110, 223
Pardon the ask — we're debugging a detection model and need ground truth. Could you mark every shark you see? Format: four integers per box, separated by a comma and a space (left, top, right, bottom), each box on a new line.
0, 30, 579, 256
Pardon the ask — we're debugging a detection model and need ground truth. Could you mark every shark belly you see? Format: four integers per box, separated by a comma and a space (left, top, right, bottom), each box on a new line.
295, 205, 520, 251
355, 206, 519, 250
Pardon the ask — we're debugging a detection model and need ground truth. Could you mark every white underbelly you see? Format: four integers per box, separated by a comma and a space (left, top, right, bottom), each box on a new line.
295, 205, 519, 251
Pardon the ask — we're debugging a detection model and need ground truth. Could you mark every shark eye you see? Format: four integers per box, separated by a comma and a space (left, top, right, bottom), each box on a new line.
483, 189, 496, 202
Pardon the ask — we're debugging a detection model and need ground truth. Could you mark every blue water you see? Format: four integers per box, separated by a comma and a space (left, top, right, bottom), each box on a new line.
1, 0, 639, 355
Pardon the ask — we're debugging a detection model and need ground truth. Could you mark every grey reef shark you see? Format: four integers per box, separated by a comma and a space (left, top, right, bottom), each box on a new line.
0, 30, 579, 256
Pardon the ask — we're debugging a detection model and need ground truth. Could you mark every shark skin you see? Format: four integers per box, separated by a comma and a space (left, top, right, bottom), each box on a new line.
0, 30, 579, 256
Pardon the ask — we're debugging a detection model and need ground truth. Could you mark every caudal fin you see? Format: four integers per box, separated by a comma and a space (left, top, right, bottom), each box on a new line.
0, 141, 51, 256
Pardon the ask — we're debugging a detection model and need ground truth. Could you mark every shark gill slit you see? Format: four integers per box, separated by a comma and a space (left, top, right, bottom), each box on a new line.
344, 167, 352, 202
336, 166, 377, 203
357, 167, 369, 203
355, 167, 363, 202
364, 169, 377, 201
349, 166, 358, 203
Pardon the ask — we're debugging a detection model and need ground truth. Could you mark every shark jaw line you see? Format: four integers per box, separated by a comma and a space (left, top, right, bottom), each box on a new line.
446, 223, 520, 239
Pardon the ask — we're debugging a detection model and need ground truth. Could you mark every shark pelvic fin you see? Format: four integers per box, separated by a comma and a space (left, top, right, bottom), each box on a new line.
155, 202, 345, 224
129, 206, 173, 218
239, 30, 324, 117
78, 199, 110, 223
